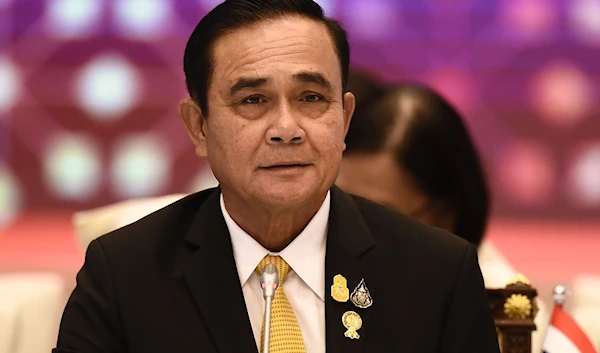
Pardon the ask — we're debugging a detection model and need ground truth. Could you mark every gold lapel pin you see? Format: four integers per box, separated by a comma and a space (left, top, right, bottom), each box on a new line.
350, 278, 373, 309
342, 311, 362, 339
331, 274, 349, 303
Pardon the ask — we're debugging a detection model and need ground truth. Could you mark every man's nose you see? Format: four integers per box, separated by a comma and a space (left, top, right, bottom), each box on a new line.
266, 107, 306, 144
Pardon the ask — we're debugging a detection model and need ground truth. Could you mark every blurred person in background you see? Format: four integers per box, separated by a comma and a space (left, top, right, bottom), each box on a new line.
339, 80, 488, 248
337, 79, 548, 352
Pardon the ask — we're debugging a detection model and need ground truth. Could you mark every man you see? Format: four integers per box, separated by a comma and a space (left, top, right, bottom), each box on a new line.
54, 0, 501, 352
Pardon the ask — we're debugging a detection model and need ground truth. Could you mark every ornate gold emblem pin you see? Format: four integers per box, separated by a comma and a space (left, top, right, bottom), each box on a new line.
342, 311, 362, 339
331, 274, 349, 303
350, 278, 373, 309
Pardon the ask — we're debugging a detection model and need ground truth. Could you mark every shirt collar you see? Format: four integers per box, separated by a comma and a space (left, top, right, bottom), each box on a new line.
221, 192, 330, 301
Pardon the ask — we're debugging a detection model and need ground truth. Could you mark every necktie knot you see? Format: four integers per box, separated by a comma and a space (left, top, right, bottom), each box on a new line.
256, 255, 291, 283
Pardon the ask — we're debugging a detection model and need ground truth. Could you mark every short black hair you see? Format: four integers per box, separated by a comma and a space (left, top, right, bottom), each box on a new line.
183, 0, 350, 116
345, 83, 490, 247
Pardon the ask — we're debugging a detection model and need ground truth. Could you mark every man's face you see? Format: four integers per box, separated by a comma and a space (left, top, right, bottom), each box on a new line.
180, 16, 355, 209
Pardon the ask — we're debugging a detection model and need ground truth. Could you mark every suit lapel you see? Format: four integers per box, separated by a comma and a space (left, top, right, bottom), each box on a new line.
325, 186, 377, 353
181, 189, 257, 353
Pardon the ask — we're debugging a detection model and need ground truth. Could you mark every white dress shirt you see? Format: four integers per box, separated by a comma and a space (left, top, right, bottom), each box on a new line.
220, 192, 329, 353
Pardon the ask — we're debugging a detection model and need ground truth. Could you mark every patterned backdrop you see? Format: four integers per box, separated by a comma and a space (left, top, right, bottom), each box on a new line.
0, 0, 599, 227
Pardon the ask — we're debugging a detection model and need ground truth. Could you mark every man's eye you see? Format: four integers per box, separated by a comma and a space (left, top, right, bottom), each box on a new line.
303, 94, 322, 102
243, 96, 263, 104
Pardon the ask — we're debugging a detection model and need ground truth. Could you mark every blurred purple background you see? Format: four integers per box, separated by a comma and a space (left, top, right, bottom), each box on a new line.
1, 0, 599, 226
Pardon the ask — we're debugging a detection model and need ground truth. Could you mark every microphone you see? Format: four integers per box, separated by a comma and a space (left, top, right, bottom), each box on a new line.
260, 264, 279, 353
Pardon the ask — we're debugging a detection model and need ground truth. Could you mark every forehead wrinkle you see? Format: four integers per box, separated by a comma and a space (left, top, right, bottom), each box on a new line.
230, 53, 325, 80
227, 41, 328, 70
239, 34, 321, 53
224, 53, 339, 92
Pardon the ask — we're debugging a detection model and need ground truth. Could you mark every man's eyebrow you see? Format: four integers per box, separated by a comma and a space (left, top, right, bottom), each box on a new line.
228, 77, 269, 96
293, 72, 335, 92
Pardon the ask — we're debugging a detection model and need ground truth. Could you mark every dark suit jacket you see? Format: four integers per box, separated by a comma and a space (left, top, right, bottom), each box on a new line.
54, 186, 500, 353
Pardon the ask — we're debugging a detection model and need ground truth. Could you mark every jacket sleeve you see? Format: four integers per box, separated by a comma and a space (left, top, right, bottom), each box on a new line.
440, 244, 501, 353
53, 239, 125, 353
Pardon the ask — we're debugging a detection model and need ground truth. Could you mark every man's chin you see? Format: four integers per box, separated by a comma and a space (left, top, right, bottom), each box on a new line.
251, 185, 327, 208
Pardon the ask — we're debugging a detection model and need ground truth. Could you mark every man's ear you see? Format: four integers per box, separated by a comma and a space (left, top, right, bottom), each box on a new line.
341, 92, 356, 151
178, 98, 208, 157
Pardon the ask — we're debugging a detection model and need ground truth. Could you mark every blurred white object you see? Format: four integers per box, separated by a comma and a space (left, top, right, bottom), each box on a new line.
112, 0, 173, 39
75, 53, 141, 120
478, 240, 550, 353
479, 240, 518, 288
110, 134, 171, 198
72, 193, 188, 250
43, 132, 103, 201
0, 299, 19, 353
0, 273, 65, 353
0, 164, 24, 227
46, 0, 102, 39
570, 274, 600, 351
0, 57, 21, 113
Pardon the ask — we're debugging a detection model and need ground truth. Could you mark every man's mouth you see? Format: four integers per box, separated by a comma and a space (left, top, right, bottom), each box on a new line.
261, 162, 310, 170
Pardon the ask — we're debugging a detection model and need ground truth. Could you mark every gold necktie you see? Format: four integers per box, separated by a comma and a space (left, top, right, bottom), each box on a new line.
256, 255, 306, 353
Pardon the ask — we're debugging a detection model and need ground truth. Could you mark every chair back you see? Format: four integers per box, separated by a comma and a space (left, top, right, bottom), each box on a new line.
0, 273, 65, 353
72, 194, 188, 250
487, 274, 538, 353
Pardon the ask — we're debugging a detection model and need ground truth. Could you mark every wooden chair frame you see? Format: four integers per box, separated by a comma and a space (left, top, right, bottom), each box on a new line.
487, 274, 538, 353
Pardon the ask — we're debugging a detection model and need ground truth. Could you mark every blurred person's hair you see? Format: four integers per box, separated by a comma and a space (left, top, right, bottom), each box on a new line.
344, 69, 386, 146
344, 82, 490, 247
183, 0, 350, 116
